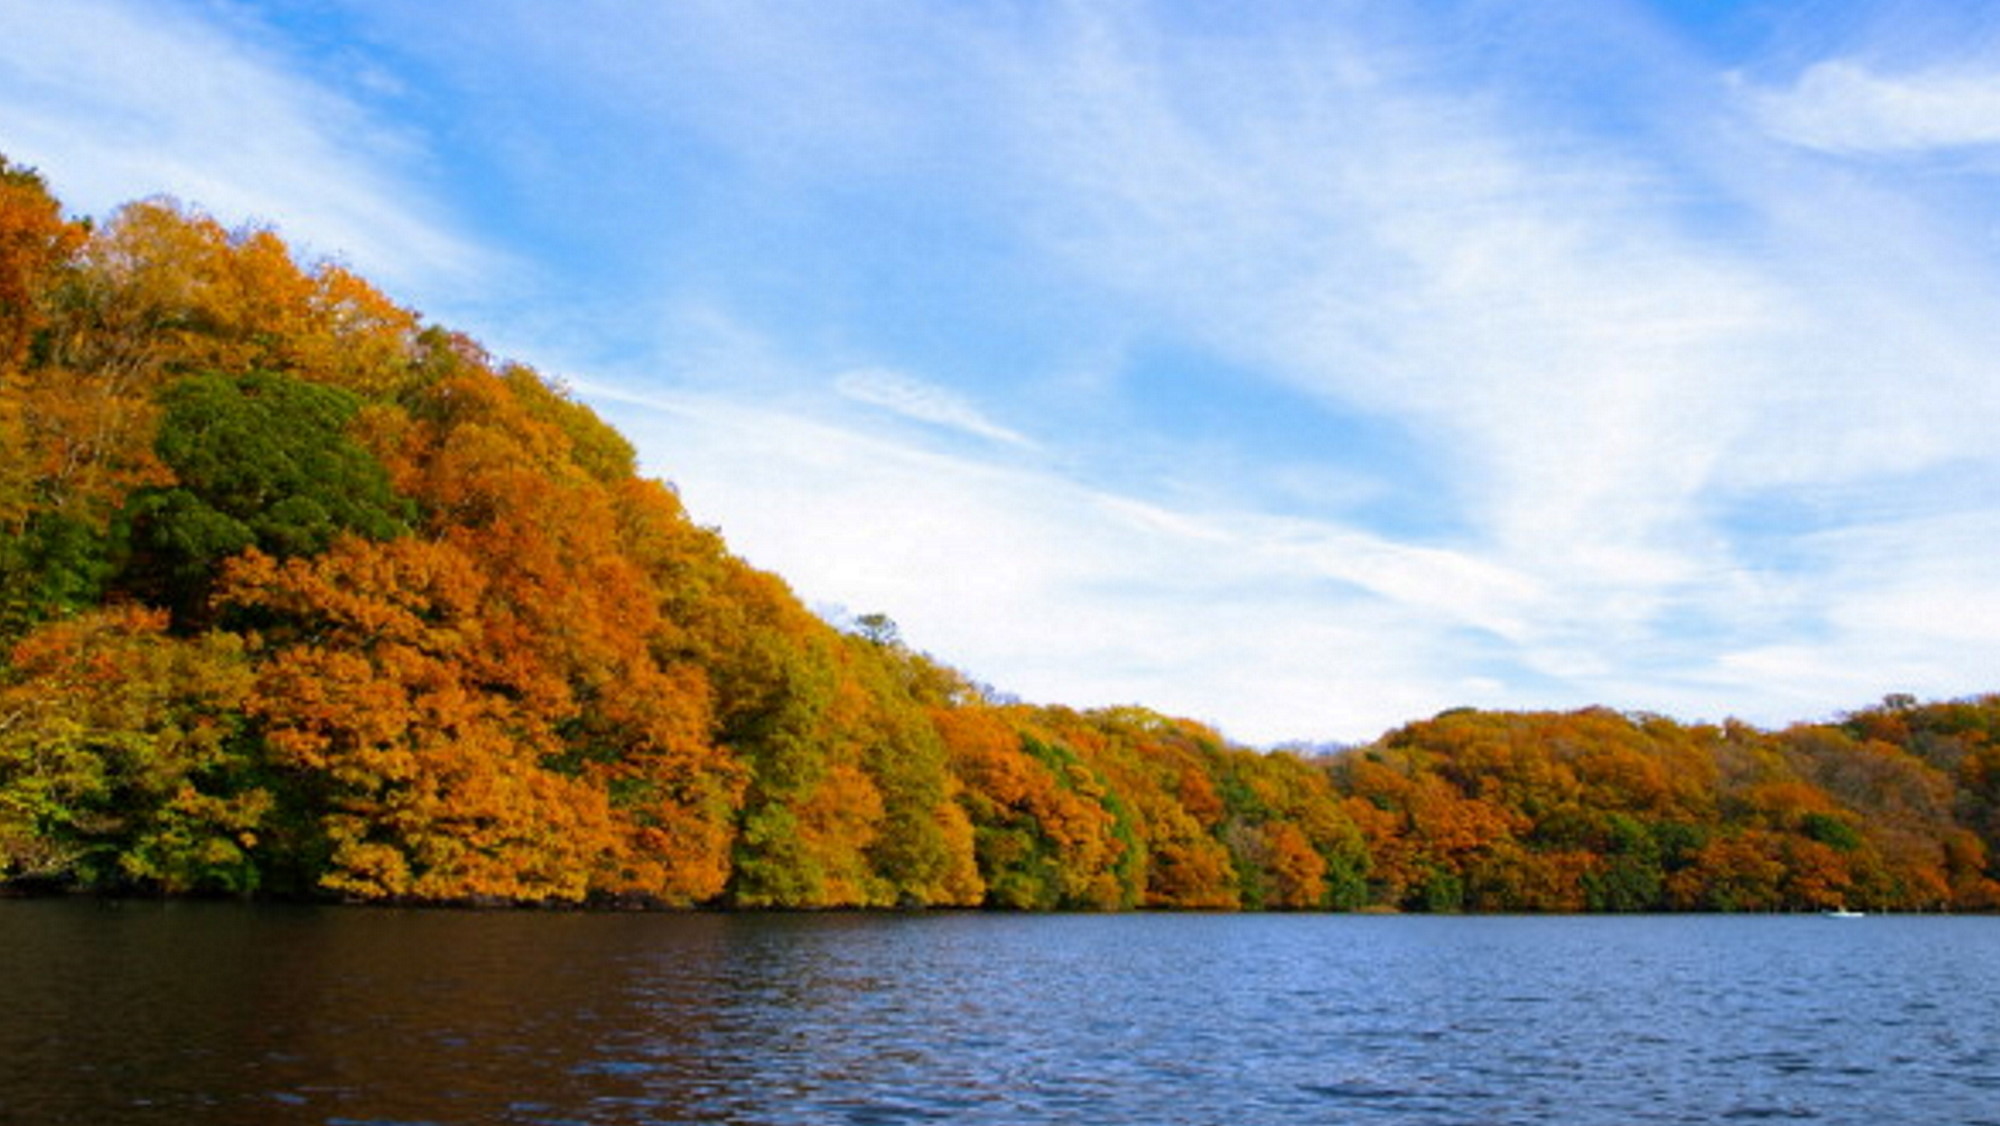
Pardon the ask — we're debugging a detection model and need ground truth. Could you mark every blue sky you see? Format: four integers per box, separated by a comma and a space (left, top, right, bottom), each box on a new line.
5, 0, 1999, 744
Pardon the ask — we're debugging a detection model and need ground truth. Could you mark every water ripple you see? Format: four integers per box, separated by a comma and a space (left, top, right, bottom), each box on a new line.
5, 907, 2000, 1124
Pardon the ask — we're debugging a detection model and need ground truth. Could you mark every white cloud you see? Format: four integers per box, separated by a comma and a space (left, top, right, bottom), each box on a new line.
0, 0, 489, 294
536, 7, 2000, 738
1749, 60, 2000, 155
990, 8, 1783, 589
834, 368, 1036, 448
583, 375, 1543, 743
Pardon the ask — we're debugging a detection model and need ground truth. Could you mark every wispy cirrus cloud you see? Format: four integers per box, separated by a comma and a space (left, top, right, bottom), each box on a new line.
834, 368, 1036, 449
441, 1, 2000, 737
0, 0, 488, 294
980, 10, 1769, 620
1748, 60, 2000, 155
584, 374, 1543, 744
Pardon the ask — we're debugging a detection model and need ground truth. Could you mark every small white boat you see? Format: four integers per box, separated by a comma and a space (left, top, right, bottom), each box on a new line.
1822, 906, 1864, 918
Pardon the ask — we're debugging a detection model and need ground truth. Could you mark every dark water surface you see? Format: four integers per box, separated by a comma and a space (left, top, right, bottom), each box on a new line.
3, 903, 1998, 1125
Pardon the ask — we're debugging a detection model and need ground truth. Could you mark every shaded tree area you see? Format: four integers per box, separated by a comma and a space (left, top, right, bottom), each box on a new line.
5, 160, 2000, 910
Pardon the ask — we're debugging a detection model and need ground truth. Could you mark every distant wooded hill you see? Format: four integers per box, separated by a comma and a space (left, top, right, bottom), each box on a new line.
4, 157, 1996, 911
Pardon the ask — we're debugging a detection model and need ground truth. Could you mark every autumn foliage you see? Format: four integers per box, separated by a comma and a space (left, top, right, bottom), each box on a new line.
5, 159, 1999, 910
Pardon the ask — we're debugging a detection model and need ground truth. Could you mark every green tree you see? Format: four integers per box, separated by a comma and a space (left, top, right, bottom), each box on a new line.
118, 370, 411, 623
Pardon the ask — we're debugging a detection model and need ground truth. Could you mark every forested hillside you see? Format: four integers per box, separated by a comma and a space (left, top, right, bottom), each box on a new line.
4, 159, 1998, 911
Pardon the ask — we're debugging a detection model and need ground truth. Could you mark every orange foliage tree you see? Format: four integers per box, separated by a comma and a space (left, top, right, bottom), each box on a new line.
219, 540, 618, 902
12, 160, 2000, 913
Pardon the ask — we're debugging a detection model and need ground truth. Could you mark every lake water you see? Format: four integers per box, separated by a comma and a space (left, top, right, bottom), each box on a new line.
3, 903, 1997, 1125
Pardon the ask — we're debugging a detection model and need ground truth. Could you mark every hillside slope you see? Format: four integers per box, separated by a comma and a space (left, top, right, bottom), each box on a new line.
4, 159, 1997, 910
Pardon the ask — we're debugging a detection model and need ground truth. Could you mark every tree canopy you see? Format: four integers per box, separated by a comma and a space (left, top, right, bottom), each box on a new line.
4, 159, 1998, 910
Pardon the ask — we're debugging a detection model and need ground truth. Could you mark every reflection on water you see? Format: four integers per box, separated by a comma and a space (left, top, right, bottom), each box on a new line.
3, 903, 1999, 1125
